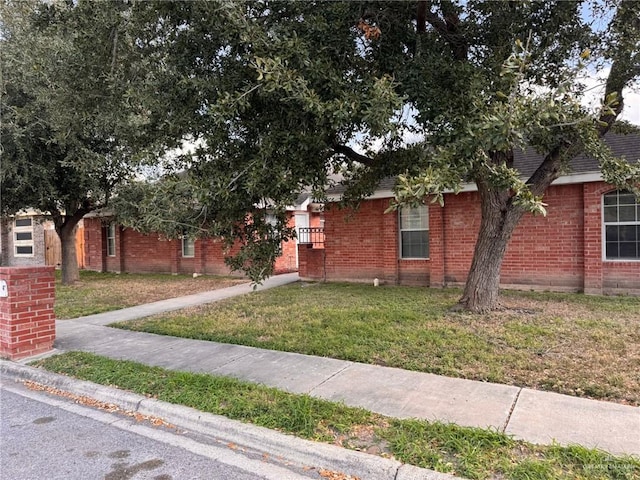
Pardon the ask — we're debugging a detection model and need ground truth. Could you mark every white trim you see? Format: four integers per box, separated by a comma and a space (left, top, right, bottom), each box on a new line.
601, 189, 640, 262
182, 237, 195, 258
398, 205, 429, 260
294, 212, 310, 268
285, 196, 312, 211
326, 172, 605, 202
551, 172, 603, 185
106, 223, 116, 257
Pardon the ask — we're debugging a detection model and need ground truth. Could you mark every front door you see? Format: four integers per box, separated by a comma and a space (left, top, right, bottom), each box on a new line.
294, 213, 310, 268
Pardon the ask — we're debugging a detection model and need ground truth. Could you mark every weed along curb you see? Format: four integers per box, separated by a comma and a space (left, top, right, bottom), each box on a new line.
1, 360, 461, 480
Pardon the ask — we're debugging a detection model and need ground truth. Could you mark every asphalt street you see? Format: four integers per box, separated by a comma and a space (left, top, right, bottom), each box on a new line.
0, 381, 318, 480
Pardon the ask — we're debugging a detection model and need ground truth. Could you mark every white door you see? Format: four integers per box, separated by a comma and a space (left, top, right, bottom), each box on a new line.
294, 213, 310, 268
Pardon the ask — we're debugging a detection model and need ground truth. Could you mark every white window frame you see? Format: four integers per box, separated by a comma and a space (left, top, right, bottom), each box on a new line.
399, 205, 430, 259
182, 236, 195, 258
602, 190, 640, 262
14, 218, 34, 257
106, 223, 116, 257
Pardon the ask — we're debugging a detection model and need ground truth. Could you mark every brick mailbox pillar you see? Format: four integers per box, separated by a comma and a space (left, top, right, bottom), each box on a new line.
0, 266, 56, 360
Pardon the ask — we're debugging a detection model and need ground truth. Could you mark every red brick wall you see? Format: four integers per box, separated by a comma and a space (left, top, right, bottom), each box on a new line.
315, 181, 639, 293
442, 192, 481, 285
324, 200, 395, 283
121, 228, 175, 274
505, 185, 584, 288
275, 213, 298, 274
0, 266, 55, 360
83, 212, 313, 277
298, 244, 325, 280
83, 218, 105, 271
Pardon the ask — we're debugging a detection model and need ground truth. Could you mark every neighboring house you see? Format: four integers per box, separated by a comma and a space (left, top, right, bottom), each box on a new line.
0, 211, 85, 269
299, 133, 640, 295
82, 194, 323, 276
0, 210, 55, 267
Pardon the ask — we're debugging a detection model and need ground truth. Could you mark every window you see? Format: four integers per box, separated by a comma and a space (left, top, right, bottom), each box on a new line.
182, 237, 195, 258
14, 218, 34, 257
603, 190, 640, 260
106, 223, 116, 257
399, 205, 429, 259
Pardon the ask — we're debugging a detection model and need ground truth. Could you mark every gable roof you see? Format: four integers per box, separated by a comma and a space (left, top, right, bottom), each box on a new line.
327, 132, 640, 197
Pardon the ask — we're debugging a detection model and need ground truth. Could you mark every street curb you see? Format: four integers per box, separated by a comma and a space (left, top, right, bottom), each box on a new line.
1, 360, 462, 480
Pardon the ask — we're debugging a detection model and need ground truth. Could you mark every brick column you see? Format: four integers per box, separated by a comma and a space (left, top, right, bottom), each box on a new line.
428, 204, 446, 287
298, 244, 326, 280
170, 240, 179, 275
583, 183, 605, 294
0, 266, 56, 360
380, 199, 400, 284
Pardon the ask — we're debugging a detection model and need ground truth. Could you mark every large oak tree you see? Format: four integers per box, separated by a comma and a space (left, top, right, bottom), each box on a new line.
116, 0, 639, 311
1, 0, 148, 284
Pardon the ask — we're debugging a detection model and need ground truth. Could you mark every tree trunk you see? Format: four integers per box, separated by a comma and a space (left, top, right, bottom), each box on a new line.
457, 180, 525, 313
57, 222, 80, 285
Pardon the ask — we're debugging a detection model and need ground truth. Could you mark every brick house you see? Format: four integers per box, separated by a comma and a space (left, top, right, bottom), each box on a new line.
299, 133, 640, 295
82, 194, 322, 276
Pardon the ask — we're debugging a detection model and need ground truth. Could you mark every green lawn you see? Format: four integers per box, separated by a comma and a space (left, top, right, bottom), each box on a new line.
33, 352, 640, 480
114, 282, 640, 405
55, 270, 245, 319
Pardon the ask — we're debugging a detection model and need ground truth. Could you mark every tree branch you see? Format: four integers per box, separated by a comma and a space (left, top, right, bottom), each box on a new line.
421, 0, 468, 61
110, 25, 119, 76
597, 1, 639, 136
332, 143, 376, 167
527, 2, 639, 198
416, 1, 427, 34
597, 58, 631, 136
525, 145, 567, 197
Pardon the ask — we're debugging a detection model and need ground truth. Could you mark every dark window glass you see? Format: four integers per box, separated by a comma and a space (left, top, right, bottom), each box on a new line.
619, 206, 636, 222
618, 193, 636, 205
620, 242, 637, 258
401, 231, 429, 258
619, 225, 637, 242
15, 218, 32, 227
15, 232, 33, 241
603, 206, 617, 222
16, 246, 33, 255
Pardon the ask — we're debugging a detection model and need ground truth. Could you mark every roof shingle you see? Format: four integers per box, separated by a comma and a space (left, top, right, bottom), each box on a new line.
327, 132, 640, 195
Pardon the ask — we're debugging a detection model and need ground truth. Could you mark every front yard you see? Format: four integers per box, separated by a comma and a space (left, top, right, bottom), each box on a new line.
113, 282, 640, 405
55, 270, 246, 319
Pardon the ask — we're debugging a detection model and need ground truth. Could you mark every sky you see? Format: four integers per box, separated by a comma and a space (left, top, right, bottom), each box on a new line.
615, 87, 639, 125
580, 69, 640, 126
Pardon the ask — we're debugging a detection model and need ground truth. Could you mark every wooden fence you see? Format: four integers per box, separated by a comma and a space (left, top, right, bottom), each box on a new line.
44, 226, 85, 268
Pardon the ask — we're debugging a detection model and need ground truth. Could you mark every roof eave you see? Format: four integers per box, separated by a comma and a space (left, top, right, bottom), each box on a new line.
325, 171, 606, 202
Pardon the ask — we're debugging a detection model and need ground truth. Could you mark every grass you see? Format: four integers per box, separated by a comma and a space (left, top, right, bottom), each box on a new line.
55, 270, 246, 319
32, 352, 640, 480
114, 282, 640, 405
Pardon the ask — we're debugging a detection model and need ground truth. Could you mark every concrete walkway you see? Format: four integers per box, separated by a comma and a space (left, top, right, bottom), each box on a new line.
38, 273, 640, 457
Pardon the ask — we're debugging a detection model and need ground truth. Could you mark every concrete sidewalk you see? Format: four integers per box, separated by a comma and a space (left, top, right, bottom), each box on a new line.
24, 274, 640, 457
